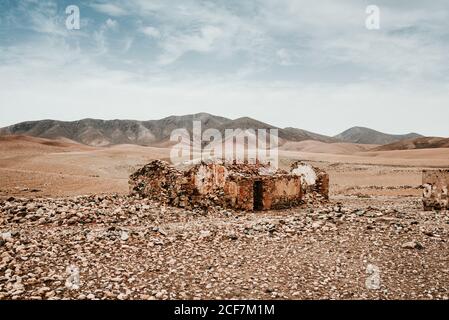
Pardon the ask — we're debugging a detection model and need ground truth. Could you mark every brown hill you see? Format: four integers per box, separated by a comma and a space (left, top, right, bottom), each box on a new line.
334, 126, 422, 145
372, 137, 449, 151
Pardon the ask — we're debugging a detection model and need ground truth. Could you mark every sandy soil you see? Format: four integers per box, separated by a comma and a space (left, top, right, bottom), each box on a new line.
280, 140, 378, 154
0, 136, 170, 198
1, 136, 448, 199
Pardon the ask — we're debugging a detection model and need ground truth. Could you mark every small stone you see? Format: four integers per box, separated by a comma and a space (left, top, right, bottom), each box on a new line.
311, 221, 321, 229
37, 286, 51, 295
199, 230, 212, 238
227, 232, 238, 240
402, 241, 424, 250
86, 294, 95, 299
120, 231, 129, 241
117, 293, 127, 300
1, 232, 12, 241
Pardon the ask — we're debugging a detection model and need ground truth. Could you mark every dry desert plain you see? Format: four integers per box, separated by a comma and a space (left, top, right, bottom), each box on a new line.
1, 135, 449, 299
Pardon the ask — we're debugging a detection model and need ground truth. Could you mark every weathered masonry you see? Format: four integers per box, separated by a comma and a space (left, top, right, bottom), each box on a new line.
422, 170, 449, 211
129, 160, 329, 211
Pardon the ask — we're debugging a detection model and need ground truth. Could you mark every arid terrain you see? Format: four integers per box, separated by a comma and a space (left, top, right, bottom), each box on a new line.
1, 135, 449, 300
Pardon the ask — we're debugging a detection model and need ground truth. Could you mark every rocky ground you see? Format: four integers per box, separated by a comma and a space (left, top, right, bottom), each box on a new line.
1, 194, 449, 300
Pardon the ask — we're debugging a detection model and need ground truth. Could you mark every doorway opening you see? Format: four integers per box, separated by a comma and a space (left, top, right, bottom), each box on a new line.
253, 180, 263, 211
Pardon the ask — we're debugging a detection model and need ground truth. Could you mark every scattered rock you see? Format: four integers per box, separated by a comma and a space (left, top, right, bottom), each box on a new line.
0, 194, 446, 300
120, 231, 129, 241
402, 241, 424, 250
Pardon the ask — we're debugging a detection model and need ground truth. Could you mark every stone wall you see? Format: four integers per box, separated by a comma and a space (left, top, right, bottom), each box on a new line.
222, 175, 303, 211
422, 170, 449, 211
261, 175, 302, 210
315, 171, 330, 200
190, 163, 228, 195
223, 176, 255, 211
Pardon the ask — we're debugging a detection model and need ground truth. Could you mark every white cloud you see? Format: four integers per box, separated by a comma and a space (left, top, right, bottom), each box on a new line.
105, 18, 118, 29
157, 26, 224, 65
90, 3, 128, 17
1, 65, 448, 137
18, 0, 67, 36
276, 48, 296, 66
141, 26, 161, 38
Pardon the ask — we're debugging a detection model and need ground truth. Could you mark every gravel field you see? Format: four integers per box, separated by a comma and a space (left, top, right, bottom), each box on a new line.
1, 194, 448, 300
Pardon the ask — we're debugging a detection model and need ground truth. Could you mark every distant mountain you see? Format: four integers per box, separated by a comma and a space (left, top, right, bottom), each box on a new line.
282, 127, 338, 143
213, 117, 332, 142
334, 126, 422, 145
372, 137, 449, 151
0, 113, 334, 147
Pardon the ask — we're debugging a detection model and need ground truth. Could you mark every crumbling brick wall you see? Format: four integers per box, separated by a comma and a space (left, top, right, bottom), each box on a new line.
130, 159, 327, 211
422, 170, 449, 211
223, 176, 254, 211
190, 162, 228, 195
315, 171, 329, 200
261, 175, 302, 210
290, 161, 329, 200
222, 174, 303, 211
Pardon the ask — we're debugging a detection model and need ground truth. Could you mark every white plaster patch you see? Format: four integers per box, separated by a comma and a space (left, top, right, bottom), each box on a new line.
291, 164, 317, 186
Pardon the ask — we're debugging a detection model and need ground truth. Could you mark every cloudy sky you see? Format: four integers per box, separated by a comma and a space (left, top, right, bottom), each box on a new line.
0, 0, 448, 136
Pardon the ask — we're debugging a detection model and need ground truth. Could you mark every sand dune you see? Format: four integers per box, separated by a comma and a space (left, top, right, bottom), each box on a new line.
0, 135, 88, 153
280, 148, 449, 167
0, 136, 170, 197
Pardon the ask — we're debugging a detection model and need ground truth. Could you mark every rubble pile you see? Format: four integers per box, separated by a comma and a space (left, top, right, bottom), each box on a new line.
129, 160, 191, 208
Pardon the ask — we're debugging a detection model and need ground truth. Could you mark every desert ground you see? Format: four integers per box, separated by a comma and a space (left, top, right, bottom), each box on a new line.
1, 135, 449, 299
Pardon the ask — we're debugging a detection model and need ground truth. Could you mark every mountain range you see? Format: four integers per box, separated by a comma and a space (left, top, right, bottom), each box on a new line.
0, 113, 430, 147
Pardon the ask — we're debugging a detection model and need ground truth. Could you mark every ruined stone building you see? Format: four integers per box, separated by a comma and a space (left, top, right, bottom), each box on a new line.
129, 160, 329, 211
422, 170, 449, 211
